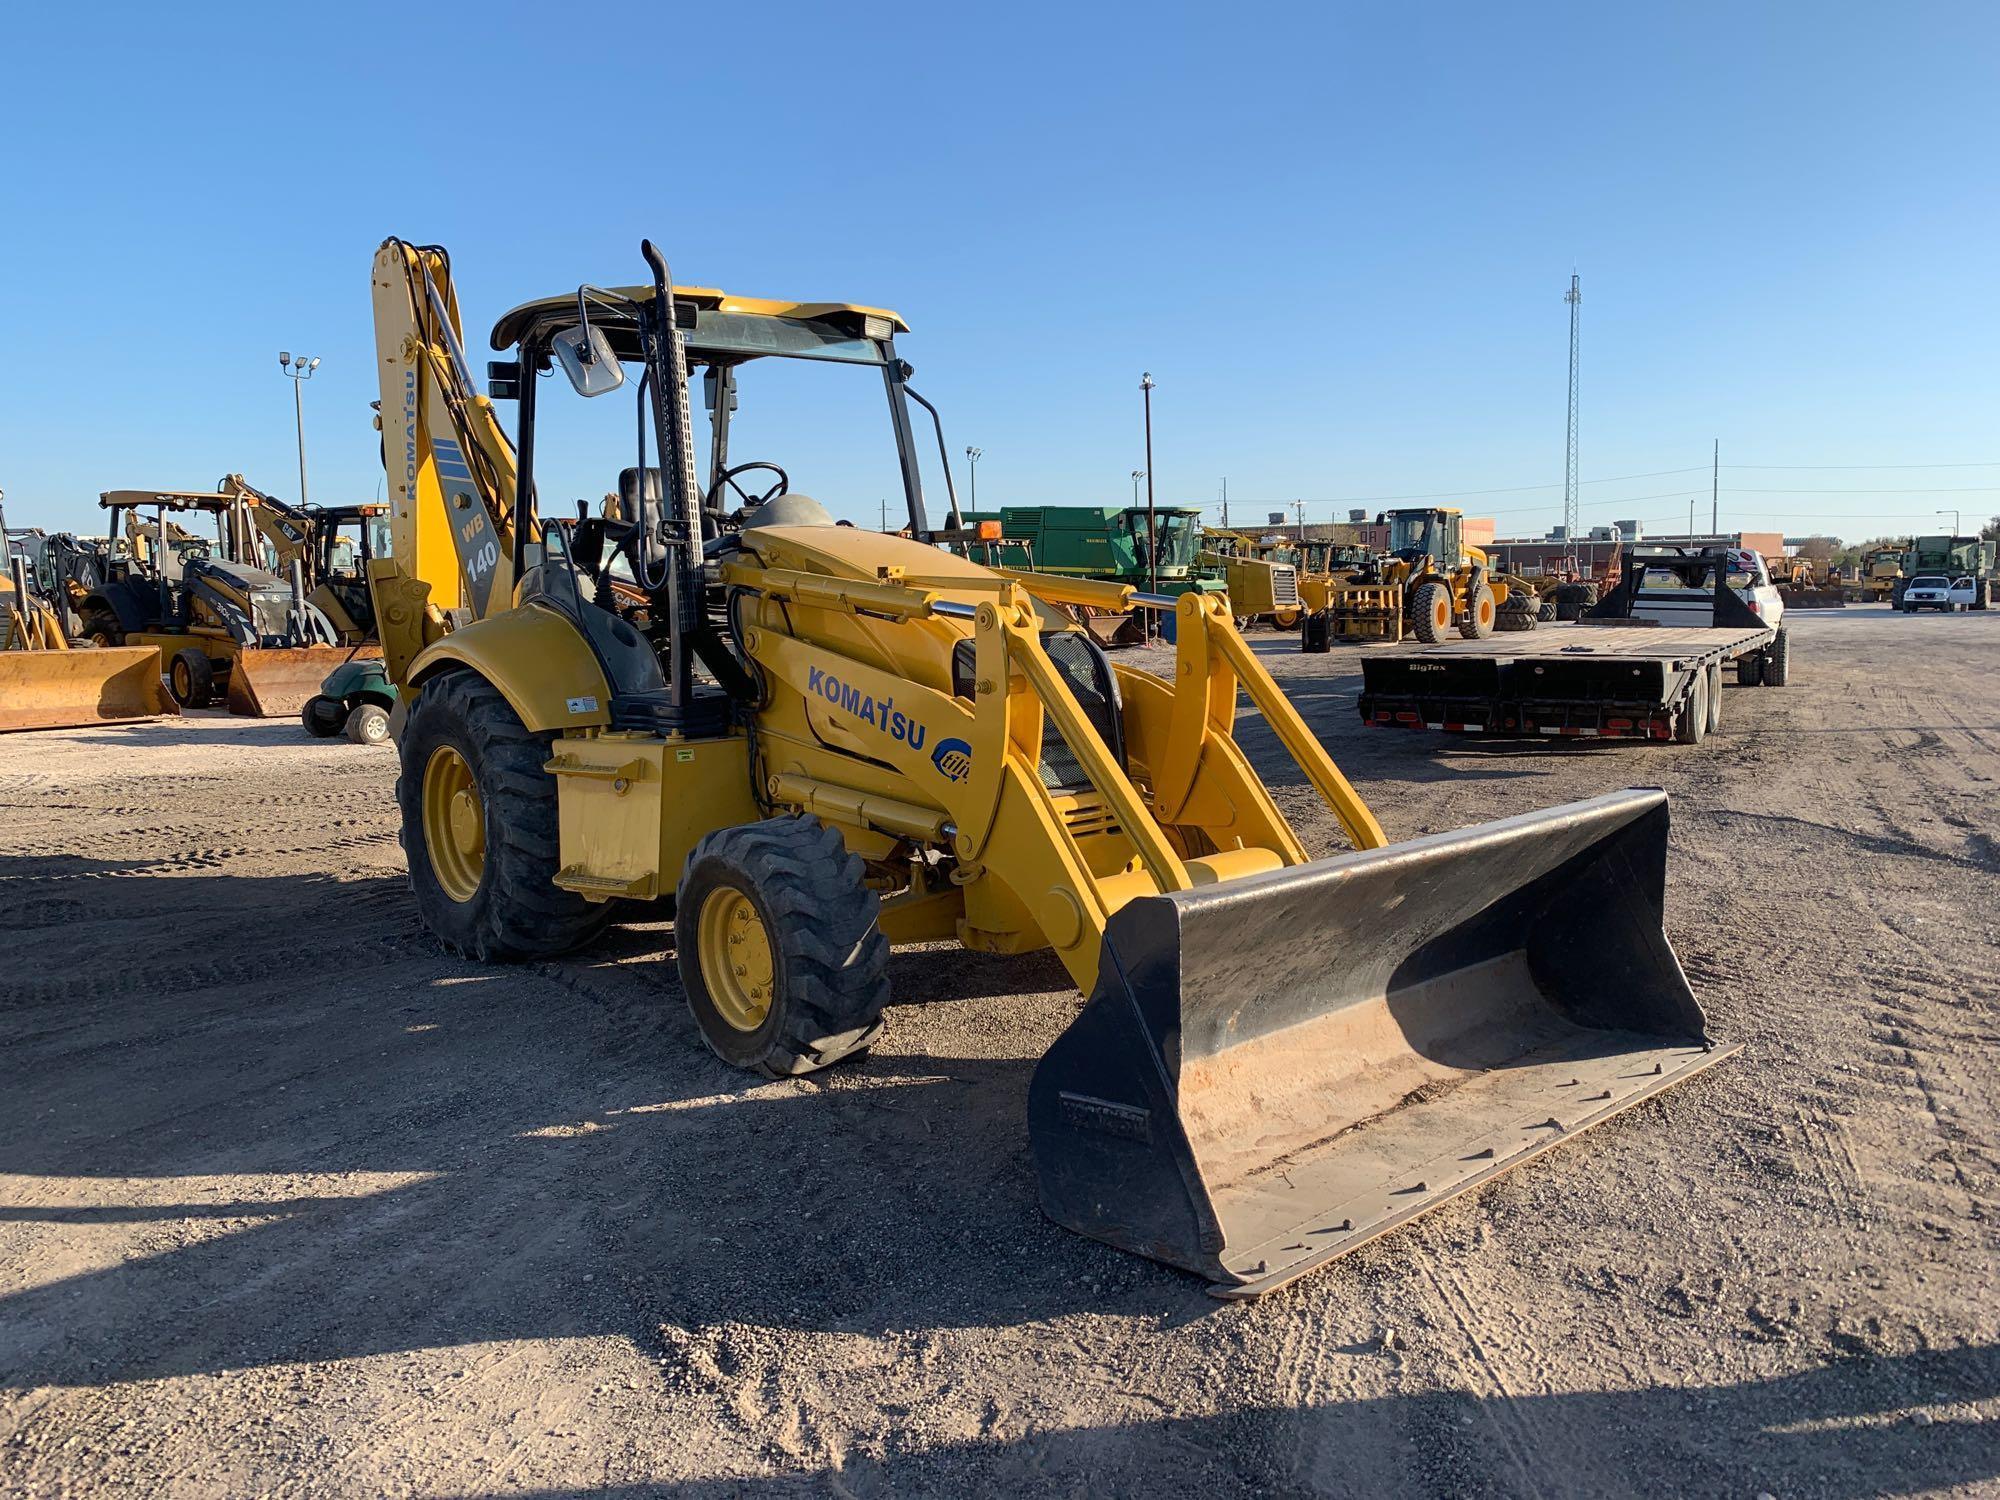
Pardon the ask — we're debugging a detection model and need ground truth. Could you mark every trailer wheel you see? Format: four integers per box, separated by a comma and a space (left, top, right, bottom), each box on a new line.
168, 648, 215, 708
1705, 661, 1723, 734
1762, 628, 1790, 687
675, 815, 888, 1077
1676, 670, 1710, 745
1410, 581, 1452, 644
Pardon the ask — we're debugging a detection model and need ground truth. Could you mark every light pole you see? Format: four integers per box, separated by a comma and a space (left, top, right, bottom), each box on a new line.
965, 446, 982, 509
1130, 469, 1145, 506
1938, 508, 1962, 537
278, 351, 320, 505
1140, 373, 1157, 611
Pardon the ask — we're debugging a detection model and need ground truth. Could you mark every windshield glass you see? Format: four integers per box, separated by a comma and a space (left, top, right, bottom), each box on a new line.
1910, 575, 1947, 588
1120, 511, 1199, 573
1387, 513, 1435, 554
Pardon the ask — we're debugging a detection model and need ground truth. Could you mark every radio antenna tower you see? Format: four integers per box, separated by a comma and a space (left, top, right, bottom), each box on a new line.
1562, 273, 1581, 548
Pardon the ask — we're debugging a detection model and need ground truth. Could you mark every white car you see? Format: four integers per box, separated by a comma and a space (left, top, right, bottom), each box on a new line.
1901, 575, 1976, 612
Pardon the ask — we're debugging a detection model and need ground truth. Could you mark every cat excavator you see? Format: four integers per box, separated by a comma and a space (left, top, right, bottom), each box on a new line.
361, 235, 1736, 1296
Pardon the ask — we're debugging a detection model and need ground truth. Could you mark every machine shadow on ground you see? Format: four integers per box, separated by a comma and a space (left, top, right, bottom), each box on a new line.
435, 1344, 2000, 1499
0, 860, 1197, 1395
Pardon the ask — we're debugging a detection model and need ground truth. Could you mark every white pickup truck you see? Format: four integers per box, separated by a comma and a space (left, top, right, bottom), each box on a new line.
1900, 574, 1977, 613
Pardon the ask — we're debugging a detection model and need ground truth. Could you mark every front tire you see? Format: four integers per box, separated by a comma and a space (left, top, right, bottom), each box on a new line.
1410, 581, 1453, 644
168, 648, 215, 708
345, 701, 392, 745
675, 815, 888, 1077
396, 670, 613, 961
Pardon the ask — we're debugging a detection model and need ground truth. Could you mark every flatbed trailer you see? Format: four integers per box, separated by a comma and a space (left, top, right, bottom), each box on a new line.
1356, 543, 1790, 744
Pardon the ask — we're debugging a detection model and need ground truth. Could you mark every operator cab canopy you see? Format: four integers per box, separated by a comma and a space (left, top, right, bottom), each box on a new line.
490, 286, 908, 370
495, 284, 917, 534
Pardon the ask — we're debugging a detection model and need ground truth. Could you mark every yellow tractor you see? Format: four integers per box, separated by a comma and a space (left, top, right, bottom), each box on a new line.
364, 237, 1736, 1295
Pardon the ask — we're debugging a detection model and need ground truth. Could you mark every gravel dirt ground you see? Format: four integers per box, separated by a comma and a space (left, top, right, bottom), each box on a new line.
2, 604, 1997, 1498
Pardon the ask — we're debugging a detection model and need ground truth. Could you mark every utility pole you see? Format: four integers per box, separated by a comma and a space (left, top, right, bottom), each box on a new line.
1711, 439, 1719, 535
278, 351, 320, 505
1562, 275, 1581, 551
1220, 477, 1229, 530
880, 497, 888, 533
1295, 498, 1305, 537
1140, 374, 1157, 609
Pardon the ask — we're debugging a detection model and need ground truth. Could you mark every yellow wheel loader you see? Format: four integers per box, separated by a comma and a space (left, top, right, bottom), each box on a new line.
0, 500, 171, 732
1371, 507, 1526, 643
79, 489, 371, 716
367, 237, 1736, 1295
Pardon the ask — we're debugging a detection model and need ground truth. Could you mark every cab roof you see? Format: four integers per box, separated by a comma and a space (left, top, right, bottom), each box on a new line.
490, 284, 907, 354
100, 490, 240, 513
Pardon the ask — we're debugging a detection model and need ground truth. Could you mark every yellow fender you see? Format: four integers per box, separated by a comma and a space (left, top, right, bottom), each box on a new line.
406, 603, 613, 732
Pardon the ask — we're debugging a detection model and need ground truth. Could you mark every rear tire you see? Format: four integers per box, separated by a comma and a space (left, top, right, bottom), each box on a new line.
1762, 627, 1790, 686
675, 815, 888, 1077
1705, 661, 1723, 734
396, 670, 614, 961
300, 695, 345, 737
82, 613, 122, 648
1411, 581, 1453, 644
1458, 583, 1497, 640
1676, 670, 1710, 745
1536, 599, 1557, 622
168, 648, 215, 708
1737, 650, 1763, 687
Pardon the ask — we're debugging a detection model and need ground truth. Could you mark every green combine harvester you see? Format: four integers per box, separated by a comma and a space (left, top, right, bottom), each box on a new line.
957, 505, 1226, 643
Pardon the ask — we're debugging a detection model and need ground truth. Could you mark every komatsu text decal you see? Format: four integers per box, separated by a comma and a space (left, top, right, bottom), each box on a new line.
806, 664, 932, 751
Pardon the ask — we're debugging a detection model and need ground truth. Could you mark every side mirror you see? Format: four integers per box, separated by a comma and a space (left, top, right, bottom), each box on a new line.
552, 324, 625, 398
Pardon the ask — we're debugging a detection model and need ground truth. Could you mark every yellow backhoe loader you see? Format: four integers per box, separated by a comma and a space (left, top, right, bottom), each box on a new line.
364, 236, 1736, 1296
0, 499, 170, 731
77, 489, 358, 715
228, 473, 393, 646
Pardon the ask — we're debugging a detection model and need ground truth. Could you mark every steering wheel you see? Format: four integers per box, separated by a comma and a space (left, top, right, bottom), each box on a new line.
707, 461, 789, 513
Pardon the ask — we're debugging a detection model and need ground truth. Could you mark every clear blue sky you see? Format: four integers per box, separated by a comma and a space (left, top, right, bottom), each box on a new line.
3, 1, 1995, 545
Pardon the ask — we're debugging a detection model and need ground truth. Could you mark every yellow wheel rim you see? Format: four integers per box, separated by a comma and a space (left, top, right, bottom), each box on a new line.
1432, 597, 1451, 630
422, 745, 485, 903
698, 887, 775, 1032
1477, 597, 1495, 628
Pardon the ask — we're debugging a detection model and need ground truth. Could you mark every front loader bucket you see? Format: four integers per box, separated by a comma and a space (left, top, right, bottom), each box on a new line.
226, 646, 382, 717
1028, 788, 1737, 1297
0, 647, 174, 732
